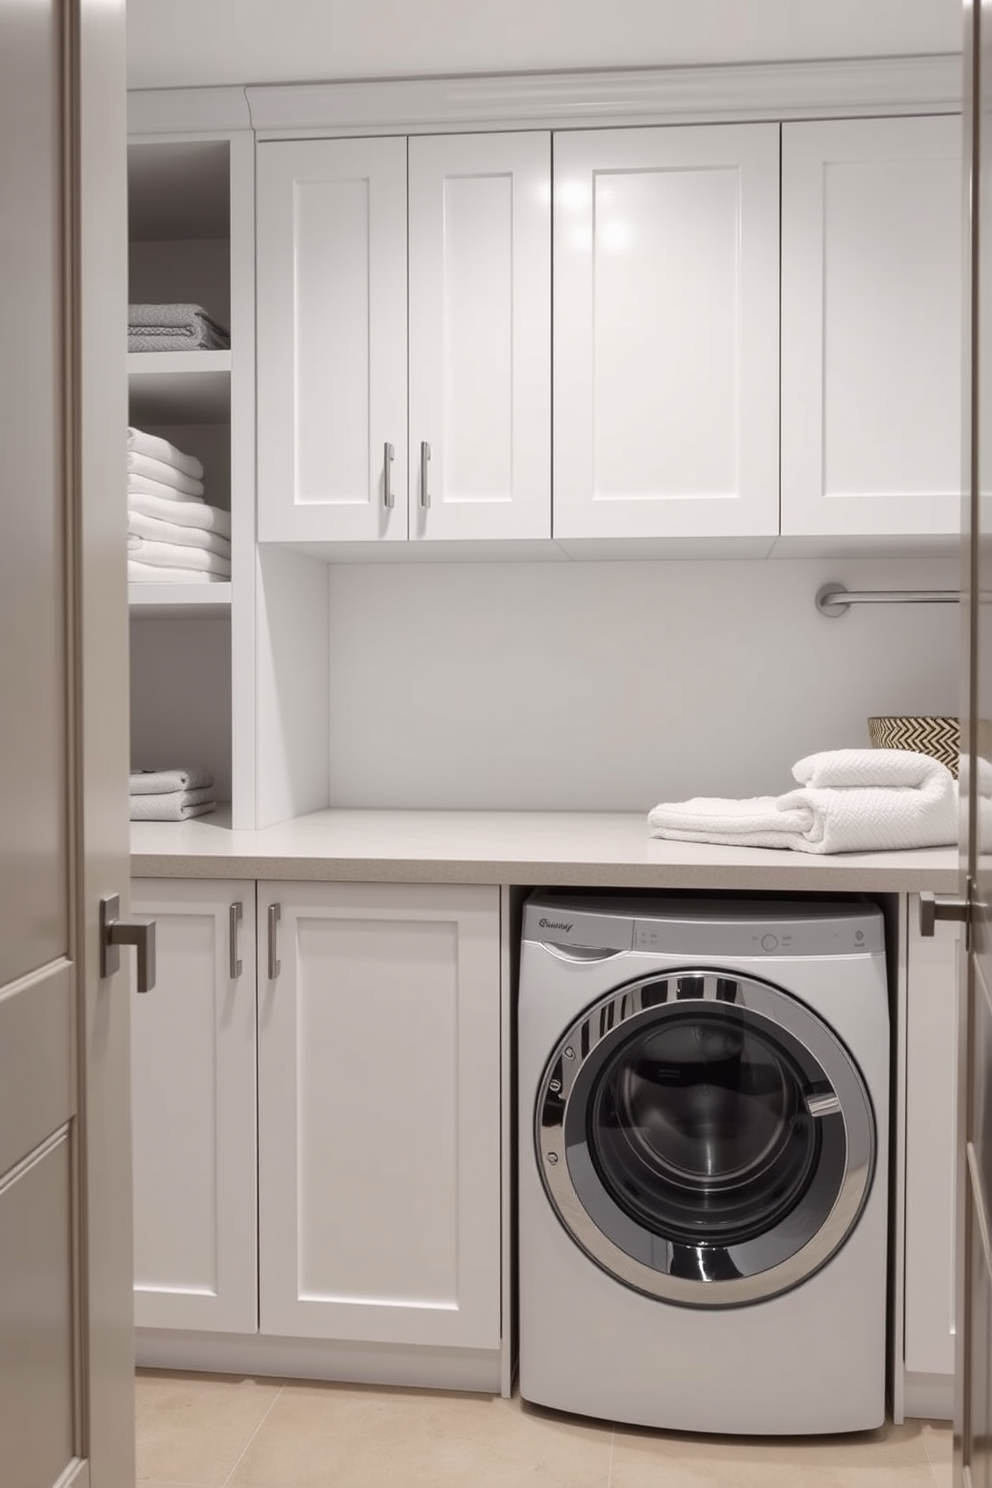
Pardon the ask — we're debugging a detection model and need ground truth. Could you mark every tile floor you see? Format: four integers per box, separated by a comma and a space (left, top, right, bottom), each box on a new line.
135, 1370, 953, 1488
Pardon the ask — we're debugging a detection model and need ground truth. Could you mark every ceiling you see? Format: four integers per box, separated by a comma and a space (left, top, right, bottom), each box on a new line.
125, 0, 962, 92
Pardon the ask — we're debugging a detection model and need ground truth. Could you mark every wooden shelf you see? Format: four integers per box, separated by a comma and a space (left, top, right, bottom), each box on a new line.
128, 351, 231, 424
129, 582, 232, 619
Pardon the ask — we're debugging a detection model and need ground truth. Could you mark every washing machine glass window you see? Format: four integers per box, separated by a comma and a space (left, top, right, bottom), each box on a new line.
536, 969, 875, 1308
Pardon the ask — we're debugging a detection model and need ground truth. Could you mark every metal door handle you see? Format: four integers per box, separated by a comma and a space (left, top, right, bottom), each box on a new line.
267, 903, 281, 980
229, 901, 243, 979
100, 894, 157, 993
383, 441, 394, 510
919, 890, 971, 937
420, 440, 431, 509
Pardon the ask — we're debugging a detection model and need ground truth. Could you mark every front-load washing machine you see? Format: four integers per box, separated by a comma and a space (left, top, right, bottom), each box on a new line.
518, 892, 889, 1435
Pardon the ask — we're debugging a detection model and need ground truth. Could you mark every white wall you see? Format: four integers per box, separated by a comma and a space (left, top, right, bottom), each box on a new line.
125, 0, 960, 91
325, 556, 960, 811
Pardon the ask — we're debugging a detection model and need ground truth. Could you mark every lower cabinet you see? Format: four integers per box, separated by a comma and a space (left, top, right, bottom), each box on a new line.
131, 877, 502, 1370
130, 878, 258, 1333
901, 895, 961, 1419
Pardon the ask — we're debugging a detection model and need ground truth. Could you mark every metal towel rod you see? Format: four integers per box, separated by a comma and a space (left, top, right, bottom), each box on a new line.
816, 582, 960, 618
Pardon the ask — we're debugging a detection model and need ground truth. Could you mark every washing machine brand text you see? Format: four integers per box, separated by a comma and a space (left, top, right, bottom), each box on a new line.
539, 918, 574, 932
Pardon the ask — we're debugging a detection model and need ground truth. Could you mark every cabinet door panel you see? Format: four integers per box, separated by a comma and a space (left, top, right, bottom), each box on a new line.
257, 138, 407, 542
408, 132, 550, 539
257, 882, 501, 1349
554, 123, 779, 540
130, 879, 257, 1333
904, 900, 959, 1379
781, 116, 961, 537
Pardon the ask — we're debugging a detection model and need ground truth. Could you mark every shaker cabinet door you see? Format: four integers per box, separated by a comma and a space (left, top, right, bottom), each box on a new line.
781, 115, 962, 539
256, 881, 502, 1350
256, 137, 408, 543
130, 878, 258, 1334
408, 131, 551, 540
553, 122, 780, 541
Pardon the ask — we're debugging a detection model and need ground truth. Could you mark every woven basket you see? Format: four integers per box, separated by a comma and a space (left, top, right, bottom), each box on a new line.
867, 716, 960, 776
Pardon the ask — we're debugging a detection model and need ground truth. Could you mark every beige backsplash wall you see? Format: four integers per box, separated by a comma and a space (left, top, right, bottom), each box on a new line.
326, 556, 961, 811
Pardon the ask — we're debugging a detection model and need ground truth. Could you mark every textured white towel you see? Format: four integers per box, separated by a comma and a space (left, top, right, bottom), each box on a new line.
127, 472, 204, 505
128, 559, 227, 584
127, 451, 205, 497
129, 787, 216, 822
648, 749, 957, 854
127, 538, 230, 576
128, 488, 229, 536
130, 767, 214, 796
129, 509, 231, 558
126, 427, 204, 480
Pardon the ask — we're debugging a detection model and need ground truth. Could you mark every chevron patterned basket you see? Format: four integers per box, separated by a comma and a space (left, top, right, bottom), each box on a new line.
867, 716, 960, 776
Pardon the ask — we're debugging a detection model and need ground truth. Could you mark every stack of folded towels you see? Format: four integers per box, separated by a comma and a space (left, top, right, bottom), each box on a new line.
127, 426, 231, 583
128, 302, 230, 352
130, 768, 216, 822
647, 749, 958, 855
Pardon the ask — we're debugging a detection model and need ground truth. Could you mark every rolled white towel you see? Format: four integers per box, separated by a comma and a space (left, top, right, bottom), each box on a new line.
128, 488, 229, 536
128, 559, 226, 583
126, 426, 204, 480
129, 509, 231, 558
793, 748, 949, 790
127, 450, 204, 498
127, 472, 204, 505
130, 767, 214, 796
127, 537, 230, 576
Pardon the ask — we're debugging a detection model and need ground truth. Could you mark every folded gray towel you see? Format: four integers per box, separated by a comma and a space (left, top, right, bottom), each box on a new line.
129, 768, 214, 796
129, 786, 216, 822
128, 303, 230, 351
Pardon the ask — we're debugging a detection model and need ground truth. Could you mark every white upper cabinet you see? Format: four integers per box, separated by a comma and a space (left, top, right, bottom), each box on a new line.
553, 123, 780, 542
256, 137, 409, 543
408, 132, 551, 540
781, 116, 962, 539
257, 132, 551, 546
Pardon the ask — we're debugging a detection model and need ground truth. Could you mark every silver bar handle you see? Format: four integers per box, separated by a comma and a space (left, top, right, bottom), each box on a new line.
229, 901, 243, 980
383, 441, 394, 510
100, 893, 157, 994
267, 902, 281, 980
420, 440, 431, 509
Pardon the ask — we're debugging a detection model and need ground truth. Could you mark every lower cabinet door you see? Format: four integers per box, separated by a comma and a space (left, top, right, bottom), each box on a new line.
257, 881, 501, 1349
904, 897, 960, 1383
130, 878, 257, 1333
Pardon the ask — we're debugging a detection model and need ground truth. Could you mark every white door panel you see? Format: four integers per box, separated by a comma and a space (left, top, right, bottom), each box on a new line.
554, 123, 779, 540
409, 131, 551, 540
257, 137, 408, 542
781, 115, 961, 537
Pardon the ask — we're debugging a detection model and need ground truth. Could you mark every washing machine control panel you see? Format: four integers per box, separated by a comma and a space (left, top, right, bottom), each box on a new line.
632, 915, 882, 957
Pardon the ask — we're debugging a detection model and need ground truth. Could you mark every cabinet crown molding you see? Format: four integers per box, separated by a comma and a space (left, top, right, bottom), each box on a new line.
128, 54, 962, 138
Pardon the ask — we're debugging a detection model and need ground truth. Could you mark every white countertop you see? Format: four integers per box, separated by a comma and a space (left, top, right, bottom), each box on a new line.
130, 808, 960, 891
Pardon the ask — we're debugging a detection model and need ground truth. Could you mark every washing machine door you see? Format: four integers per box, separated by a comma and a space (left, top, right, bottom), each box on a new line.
536, 968, 876, 1307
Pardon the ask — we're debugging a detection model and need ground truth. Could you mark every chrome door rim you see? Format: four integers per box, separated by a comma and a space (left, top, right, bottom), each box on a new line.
535, 968, 875, 1307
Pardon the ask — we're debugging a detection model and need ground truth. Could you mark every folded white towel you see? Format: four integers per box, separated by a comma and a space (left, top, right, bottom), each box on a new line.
127, 451, 205, 498
129, 510, 231, 558
128, 559, 227, 584
128, 488, 229, 536
127, 472, 204, 505
126, 427, 204, 481
129, 767, 214, 796
127, 538, 230, 576
648, 749, 957, 855
129, 787, 216, 822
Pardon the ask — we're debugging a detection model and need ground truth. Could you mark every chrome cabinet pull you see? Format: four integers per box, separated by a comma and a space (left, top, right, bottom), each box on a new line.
100, 894, 157, 994
229, 901, 243, 979
383, 441, 394, 509
267, 903, 281, 980
420, 440, 431, 509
